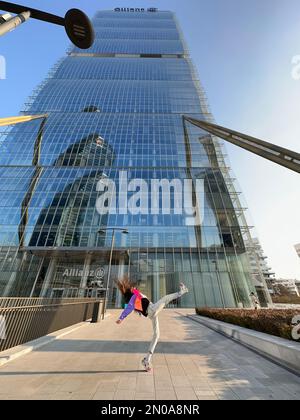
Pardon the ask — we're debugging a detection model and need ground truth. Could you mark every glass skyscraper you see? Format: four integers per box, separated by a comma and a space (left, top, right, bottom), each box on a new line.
0, 9, 270, 307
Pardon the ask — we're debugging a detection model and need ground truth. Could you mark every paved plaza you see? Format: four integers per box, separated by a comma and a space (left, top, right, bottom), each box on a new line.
0, 310, 299, 400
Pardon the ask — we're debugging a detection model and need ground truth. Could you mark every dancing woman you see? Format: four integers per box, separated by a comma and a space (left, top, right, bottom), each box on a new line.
115, 276, 189, 372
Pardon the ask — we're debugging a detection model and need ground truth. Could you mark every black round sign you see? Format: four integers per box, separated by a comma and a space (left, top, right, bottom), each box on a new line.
64, 8, 95, 49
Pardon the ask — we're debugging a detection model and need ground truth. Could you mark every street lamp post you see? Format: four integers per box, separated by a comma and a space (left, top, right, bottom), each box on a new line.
0, 2, 94, 49
0, 9, 30, 36
98, 228, 129, 314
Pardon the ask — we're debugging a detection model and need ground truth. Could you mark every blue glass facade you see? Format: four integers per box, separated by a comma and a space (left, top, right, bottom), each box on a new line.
0, 10, 259, 307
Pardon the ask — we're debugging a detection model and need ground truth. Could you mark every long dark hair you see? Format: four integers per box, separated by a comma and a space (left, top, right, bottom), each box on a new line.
115, 275, 136, 304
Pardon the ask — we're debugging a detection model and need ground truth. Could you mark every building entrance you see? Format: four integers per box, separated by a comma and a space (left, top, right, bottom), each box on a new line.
27, 249, 129, 305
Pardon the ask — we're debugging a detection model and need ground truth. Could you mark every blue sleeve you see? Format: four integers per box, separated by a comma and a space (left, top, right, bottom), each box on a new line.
119, 294, 136, 321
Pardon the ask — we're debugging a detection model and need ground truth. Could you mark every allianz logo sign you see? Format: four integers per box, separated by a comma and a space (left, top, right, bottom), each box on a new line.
63, 267, 105, 279
114, 8, 158, 12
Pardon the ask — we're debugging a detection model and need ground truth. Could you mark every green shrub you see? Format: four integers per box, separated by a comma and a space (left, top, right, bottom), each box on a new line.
195, 308, 300, 341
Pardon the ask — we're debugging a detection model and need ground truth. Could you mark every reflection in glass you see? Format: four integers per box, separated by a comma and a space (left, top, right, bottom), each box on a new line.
0, 10, 259, 307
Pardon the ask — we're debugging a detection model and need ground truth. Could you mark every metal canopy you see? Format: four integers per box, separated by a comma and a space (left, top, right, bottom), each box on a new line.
0, 114, 47, 127
184, 116, 300, 174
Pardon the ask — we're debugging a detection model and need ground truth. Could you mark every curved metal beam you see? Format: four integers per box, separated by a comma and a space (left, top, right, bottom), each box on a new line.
184, 116, 300, 174
0, 114, 48, 127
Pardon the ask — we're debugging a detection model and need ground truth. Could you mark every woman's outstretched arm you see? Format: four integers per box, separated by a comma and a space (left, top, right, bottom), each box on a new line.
117, 294, 137, 323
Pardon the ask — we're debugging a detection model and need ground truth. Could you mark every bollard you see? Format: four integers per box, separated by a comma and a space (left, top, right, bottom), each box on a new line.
91, 300, 104, 323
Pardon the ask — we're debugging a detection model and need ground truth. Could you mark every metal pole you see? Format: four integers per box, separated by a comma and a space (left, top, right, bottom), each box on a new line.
0, 2, 65, 26
0, 10, 30, 36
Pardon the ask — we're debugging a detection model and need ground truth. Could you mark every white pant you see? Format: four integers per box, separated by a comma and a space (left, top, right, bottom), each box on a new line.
146, 290, 187, 363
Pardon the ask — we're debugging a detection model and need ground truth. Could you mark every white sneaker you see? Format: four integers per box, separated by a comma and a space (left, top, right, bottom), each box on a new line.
142, 357, 152, 373
179, 283, 189, 295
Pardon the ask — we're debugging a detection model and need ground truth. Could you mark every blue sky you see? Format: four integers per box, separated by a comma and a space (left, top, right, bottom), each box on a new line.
0, 0, 300, 278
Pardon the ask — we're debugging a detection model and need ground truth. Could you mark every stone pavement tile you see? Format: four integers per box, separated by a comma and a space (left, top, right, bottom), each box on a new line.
125, 355, 142, 366
237, 376, 266, 390
38, 374, 69, 387
96, 373, 121, 382
240, 365, 270, 379
266, 386, 299, 401
195, 367, 216, 377
0, 384, 40, 398
156, 389, 177, 400
96, 381, 119, 392
154, 378, 174, 390
165, 355, 181, 366
50, 392, 73, 400
114, 390, 135, 400
185, 368, 203, 378
186, 378, 208, 388
175, 387, 198, 400
224, 378, 252, 388
70, 391, 94, 400
209, 384, 234, 394
207, 378, 233, 387
135, 393, 155, 400
171, 375, 191, 388
214, 389, 240, 400
152, 355, 167, 366
180, 361, 201, 376
225, 376, 266, 390
16, 393, 51, 400
194, 389, 217, 398
228, 387, 277, 401
153, 365, 171, 378
195, 390, 219, 400
271, 373, 300, 385
34, 382, 62, 395
191, 355, 210, 363
74, 376, 102, 390
190, 383, 215, 393
12, 375, 53, 396
256, 376, 298, 387
117, 377, 137, 391
93, 391, 115, 400
281, 383, 300, 398
1, 310, 300, 401
243, 389, 295, 401
57, 378, 86, 393
136, 374, 155, 393
193, 360, 211, 370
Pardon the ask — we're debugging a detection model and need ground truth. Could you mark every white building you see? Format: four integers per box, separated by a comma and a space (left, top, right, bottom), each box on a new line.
245, 238, 275, 295
271, 278, 300, 297
295, 280, 300, 295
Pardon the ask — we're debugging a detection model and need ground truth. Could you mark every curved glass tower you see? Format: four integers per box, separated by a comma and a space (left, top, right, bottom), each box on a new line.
0, 9, 264, 307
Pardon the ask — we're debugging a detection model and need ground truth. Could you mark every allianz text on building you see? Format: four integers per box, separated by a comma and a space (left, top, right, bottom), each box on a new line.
0, 8, 268, 307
